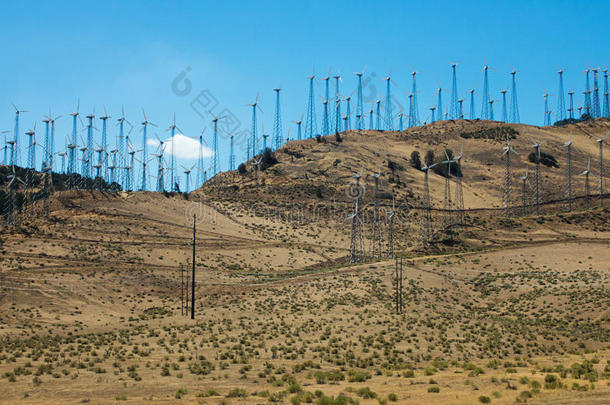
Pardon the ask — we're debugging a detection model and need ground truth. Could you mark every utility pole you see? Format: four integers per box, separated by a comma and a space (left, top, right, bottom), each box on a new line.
394, 257, 404, 314
191, 214, 196, 319
181, 264, 184, 316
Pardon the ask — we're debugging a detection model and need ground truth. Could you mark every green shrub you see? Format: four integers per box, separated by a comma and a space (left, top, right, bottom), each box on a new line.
478, 395, 491, 403
427, 386, 440, 393
226, 388, 248, 398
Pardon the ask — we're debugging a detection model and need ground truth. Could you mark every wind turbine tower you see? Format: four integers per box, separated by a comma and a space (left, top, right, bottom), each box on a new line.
100, 110, 110, 181
568, 91, 575, 119
355, 69, 365, 127
85, 111, 95, 178
229, 135, 235, 171
584, 69, 592, 116
436, 85, 444, 121
421, 162, 438, 244
531, 139, 546, 215
272, 87, 283, 148
449, 63, 459, 120
26, 126, 36, 170
333, 74, 342, 134
468, 87, 476, 119
596, 134, 607, 207
348, 167, 365, 263
564, 132, 574, 211
248, 95, 262, 158
441, 151, 455, 228
453, 146, 465, 228
42, 116, 51, 168
509, 69, 520, 123
140, 110, 156, 190
410, 70, 420, 125
370, 167, 383, 259
305, 73, 317, 138
557, 68, 566, 121
500, 89, 508, 122
603, 69, 610, 117
11, 105, 27, 167
480, 63, 491, 120
592, 68, 601, 118
196, 129, 206, 187
579, 159, 592, 209
502, 136, 518, 217
383, 71, 393, 130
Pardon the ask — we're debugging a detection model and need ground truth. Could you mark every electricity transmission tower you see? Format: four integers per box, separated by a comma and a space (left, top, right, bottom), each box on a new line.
348, 167, 365, 263
502, 136, 518, 217
273, 87, 283, 149
531, 139, 546, 215
564, 132, 574, 211
510, 69, 520, 123
370, 167, 383, 259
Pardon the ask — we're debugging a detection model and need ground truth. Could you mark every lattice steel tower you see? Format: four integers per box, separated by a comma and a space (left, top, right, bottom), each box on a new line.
584, 69, 592, 116
273, 87, 283, 148
370, 168, 383, 258
592, 68, 601, 118
449, 63, 459, 120
305, 74, 317, 138
384, 72, 393, 130
557, 69, 566, 121
480, 64, 491, 119
510, 69, 520, 123
410, 71, 420, 126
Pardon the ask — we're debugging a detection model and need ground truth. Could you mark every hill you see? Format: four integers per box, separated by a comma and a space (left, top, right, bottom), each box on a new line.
0, 120, 609, 404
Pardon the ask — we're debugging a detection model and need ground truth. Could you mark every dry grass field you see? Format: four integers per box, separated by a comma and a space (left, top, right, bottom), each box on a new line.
1, 120, 609, 404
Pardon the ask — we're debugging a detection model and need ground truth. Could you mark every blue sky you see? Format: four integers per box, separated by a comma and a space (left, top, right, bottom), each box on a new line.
1, 0, 609, 188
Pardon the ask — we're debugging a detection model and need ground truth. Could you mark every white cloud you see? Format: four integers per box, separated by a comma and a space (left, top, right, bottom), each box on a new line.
147, 133, 213, 160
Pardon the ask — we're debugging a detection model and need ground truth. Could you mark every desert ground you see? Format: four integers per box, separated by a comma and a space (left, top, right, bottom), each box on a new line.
1, 120, 609, 404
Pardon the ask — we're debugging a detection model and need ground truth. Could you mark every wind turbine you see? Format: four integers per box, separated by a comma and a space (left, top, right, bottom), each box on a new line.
503, 136, 519, 217
293, 113, 304, 140
579, 159, 593, 209
140, 109, 157, 190
181, 164, 195, 194
248, 94, 263, 159
441, 150, 456, 229
519, 168, 529, 216
530, 139, 546, 215
348, 166, 365, 263
595, 133, 607, 206
386, 196, 396, 258
564, 131, 574, 211
210, 111, 227, 176
421, 162, 438, 244
11, 104, 28, 167
453, 145, 465, 228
